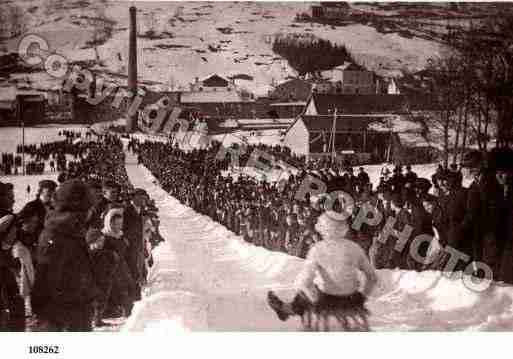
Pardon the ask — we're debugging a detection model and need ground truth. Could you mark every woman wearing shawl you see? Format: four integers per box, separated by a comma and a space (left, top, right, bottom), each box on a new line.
101, 208, 136, 321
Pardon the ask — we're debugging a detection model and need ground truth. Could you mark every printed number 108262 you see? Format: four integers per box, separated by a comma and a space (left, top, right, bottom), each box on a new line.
28, 345, 60, 354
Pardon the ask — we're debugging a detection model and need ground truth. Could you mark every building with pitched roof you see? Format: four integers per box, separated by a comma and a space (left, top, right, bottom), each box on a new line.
268, 78, 313, 102
319, 62, 376, 94
189, 74, 237, 93
283, 114, 399, 163
310, 2, 351, 19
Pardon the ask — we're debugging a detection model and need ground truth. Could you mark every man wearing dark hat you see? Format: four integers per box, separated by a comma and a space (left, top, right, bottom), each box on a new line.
438, 171, 469, 259
404, 165, 418, 187
484, 148, 513, 280
388, 193, 412, 269
390, 165, 405, 194
19, 180, 57, 240
431, 164, 445, 195
56, 172, 67, 185
461, 151, 503, 275
34, 180, 97, 331
357, 167, 370, 193
407, 179, 436, 271
449, 163, 463, 188
87, 180, 121, 230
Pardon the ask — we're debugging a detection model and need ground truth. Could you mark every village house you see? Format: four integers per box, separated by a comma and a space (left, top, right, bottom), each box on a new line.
320, 62, 376, 94
189, 74, 237, 92
386, 78, 401, 95
0, 87, 47, 126
312, 78, 334, 95
310, 2, 351, 20
183, 73, 253, 103
268, 78, 312, 102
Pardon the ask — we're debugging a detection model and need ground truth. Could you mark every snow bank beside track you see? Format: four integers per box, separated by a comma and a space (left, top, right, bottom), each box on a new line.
122, 152, 513, 332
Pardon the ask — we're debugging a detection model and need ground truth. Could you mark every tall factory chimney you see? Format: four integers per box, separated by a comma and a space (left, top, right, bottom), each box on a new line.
126, 6, 138, 132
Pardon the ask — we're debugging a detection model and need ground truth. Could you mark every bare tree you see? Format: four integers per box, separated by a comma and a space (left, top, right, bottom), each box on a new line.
426, 50, 464, 167
429, 16, 513, 166
455, 16, 513, 150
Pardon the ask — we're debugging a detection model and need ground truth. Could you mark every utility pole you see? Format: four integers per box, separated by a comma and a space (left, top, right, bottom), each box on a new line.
21, 118, 25, 175
331, 108, 337, 162
16, 95, 25, 175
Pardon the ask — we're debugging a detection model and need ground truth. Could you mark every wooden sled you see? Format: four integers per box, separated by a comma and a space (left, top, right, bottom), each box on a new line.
299, 294, 370, 332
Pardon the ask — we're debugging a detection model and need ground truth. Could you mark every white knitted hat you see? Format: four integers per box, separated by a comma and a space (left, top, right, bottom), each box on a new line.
314, 211, 350, 241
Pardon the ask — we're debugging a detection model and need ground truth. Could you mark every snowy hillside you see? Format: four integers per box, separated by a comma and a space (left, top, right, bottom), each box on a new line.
2, 1, 444, 96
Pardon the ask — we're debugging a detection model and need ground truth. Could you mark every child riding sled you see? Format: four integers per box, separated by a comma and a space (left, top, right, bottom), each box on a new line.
267, 211, 378, 331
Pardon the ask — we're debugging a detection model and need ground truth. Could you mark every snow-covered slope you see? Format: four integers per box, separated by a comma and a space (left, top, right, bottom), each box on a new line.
2, 1, 443, 96
123, 150, 513, 332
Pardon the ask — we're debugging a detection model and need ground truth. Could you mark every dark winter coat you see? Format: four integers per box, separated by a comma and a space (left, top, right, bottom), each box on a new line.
0, 209, 23, 329
0, 247, 24, 331
357, 172, 370, 188
100, 234, 135, 307
19, 198, 51, 238
404, 171, 418, 186
463, 177, 503, 264
33, 212, 98, 321
123, 203, 145, 285
104, 233, 130, 260
441, 187, 468, 250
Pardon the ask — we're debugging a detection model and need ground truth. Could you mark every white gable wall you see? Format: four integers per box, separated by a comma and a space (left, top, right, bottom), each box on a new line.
304, 98, 318, 115
283, 119, 309, 156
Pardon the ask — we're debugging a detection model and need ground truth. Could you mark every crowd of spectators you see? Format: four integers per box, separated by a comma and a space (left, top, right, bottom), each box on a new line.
132, 137, 513, 284
0, 130, 95, 176
1, 127, 511, 332
0, 133, 163, 331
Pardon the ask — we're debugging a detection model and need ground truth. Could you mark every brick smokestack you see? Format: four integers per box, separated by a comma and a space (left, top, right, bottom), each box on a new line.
126, 6, 137, 132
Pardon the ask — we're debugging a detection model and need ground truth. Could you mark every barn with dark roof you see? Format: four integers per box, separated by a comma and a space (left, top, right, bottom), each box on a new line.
283, 114, 399, 163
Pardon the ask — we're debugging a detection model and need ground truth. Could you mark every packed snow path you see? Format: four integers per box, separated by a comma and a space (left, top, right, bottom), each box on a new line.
122, 151, 513, 331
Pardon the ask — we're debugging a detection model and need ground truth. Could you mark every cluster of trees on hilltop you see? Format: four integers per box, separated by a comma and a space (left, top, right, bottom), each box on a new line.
272, 33, 354, 78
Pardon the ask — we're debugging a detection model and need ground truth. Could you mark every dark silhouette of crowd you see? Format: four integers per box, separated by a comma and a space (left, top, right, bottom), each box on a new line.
132, 137, 513, 284
0, 133, 163, 332
0, 130, 96, 176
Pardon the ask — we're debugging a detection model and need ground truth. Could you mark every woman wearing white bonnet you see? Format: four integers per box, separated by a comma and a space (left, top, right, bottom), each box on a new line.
267, 210, 378, 328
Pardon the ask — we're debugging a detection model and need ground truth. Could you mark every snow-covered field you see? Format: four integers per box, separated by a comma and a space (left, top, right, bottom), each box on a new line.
122, 151, 513, 332
0, 125, 90, 211
0, 125, 90, 153
3, 173, 58, 212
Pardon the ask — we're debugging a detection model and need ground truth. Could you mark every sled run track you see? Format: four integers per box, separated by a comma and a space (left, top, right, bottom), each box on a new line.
122, 152, 513, 331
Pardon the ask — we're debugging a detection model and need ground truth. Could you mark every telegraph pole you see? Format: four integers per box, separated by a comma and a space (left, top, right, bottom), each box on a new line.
16, 95, 25, 175
331, 108, 337, 161
22, 119, 25, 175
